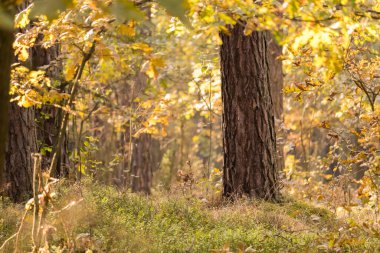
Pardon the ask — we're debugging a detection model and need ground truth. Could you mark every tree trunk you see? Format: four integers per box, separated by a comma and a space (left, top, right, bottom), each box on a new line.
4, 2, 37, 202
6, 104, 37, 201
127, 7, 162, 194
5, 2, 64, 201
0, 18, 14, 194
130, 134, 161, 194
220, 23, 282, 200
31, 37, 68, 176
268, 36, 284, 172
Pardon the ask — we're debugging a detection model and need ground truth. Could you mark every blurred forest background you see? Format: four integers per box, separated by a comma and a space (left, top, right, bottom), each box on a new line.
0, 0, 379, 252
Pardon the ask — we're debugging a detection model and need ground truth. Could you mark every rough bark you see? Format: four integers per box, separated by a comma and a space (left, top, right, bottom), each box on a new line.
5, 2, 37, 202
220, 23, 282, 200
5, 104, 37, 201
0, 16, 14, 193
5, 2, 64, 202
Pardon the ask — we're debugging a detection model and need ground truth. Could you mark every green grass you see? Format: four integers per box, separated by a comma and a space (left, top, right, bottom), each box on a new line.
1, 180, 379, 252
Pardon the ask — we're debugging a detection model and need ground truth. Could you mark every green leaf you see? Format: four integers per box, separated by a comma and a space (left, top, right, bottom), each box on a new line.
111, 0, 144, 22
30, 0, 73, 20
40, 146, 52, 156
156, 0, 191, 28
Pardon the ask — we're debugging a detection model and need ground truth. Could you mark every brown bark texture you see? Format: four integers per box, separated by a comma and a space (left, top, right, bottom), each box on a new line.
5, 1, 64, 202
5, 2, 36, 202
220, 23, 282, 200
6, 103, 37, 201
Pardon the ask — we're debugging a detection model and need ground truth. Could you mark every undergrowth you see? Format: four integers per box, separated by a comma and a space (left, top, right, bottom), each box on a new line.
1, 179, 379, 252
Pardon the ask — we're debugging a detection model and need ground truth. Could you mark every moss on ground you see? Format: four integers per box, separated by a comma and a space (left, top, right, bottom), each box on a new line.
1, 180, 379, 252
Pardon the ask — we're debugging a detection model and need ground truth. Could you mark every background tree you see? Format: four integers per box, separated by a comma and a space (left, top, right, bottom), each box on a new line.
268, 38, 284, 171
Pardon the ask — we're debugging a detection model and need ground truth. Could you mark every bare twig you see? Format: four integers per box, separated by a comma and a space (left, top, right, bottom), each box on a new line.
31, 154, 41, 250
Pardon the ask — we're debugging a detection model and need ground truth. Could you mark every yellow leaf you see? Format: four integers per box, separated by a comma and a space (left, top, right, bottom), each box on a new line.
314, 55, 325, 68
18, 96, 33, 108
145, 57, 165, 79
15, 6, 31, 28
218, 13, 235, 25
119, 23, 135, 37
18, 47, 29, 62
244, 20, 255, 36
131, 43, 152, 53
64, 65, 76, 81
151, 57, 165, 68
145, 63, 156, 79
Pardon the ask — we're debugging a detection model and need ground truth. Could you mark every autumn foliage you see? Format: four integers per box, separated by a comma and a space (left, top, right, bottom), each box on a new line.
0, 0, 379, 252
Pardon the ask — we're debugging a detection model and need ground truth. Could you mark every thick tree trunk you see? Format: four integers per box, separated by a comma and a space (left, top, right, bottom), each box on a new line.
5, 104, 37, 201
0, 22, 14, 193
5, 2, 64, 201
220, 23, 282, 200
4, 2, 37, 202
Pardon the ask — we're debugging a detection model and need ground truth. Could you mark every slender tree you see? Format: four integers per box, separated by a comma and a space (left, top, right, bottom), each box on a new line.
220, 23, 283, 200
127, 7, 162, 194
130, 133, 161, 194
128, 73, 162, 194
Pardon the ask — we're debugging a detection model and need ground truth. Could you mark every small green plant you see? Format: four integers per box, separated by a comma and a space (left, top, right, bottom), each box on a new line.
2, 179, 380, 252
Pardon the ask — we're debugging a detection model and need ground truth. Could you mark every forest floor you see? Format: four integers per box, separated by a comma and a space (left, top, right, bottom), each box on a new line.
1, 180, 380, 253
